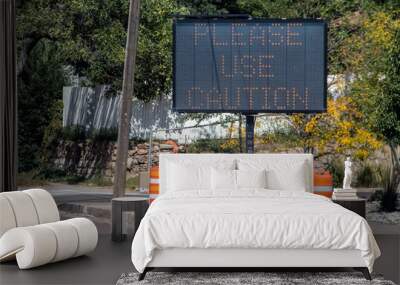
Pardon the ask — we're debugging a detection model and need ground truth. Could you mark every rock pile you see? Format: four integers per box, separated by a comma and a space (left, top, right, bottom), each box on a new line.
52, 140, 178, 179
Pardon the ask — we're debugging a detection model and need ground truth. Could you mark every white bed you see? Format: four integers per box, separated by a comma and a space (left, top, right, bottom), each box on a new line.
131, 154, 380, 280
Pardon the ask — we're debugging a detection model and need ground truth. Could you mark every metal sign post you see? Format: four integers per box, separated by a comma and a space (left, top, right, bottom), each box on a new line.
245, 115, 256, 153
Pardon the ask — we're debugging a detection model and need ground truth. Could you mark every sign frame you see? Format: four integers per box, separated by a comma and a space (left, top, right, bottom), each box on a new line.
172, 17, 327, 114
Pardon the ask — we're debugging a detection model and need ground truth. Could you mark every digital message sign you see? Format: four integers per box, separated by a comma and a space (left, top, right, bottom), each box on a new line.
173, 18, 327, 113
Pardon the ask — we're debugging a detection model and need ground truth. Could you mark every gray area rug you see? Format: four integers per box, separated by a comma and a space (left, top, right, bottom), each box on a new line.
116, 272, 396, 285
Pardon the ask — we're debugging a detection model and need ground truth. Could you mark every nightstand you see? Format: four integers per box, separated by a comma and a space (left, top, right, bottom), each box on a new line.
332, 198, 366, 218
111, 197, 148, 242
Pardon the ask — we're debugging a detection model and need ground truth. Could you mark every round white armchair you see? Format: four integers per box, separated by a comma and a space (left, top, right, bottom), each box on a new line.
0, 189, 98, 269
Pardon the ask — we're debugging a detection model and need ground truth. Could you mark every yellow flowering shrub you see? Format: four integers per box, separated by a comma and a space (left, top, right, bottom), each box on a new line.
289, 97, 382, 159
220, 138, 239, 151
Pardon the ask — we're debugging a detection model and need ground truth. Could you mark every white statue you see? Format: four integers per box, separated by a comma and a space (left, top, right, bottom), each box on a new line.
343, 157, 353, 189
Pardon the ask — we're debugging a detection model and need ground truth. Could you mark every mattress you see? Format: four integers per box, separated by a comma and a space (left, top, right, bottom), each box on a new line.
131, 189, 380, 273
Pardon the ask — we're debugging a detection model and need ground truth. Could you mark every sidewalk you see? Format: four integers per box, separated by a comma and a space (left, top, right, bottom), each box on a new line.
18, 182, 147, 204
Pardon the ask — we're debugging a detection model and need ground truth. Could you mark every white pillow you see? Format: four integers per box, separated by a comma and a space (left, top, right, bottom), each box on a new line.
167, 162, 211, 191
211, 168, 237, 190
165, 158, 236, 192
236, 169, 267, 189
266, 165, 306, 191
238, 159, 308, 191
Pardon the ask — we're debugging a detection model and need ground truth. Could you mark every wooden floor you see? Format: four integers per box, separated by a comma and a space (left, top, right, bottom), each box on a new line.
0, 235, 133, 285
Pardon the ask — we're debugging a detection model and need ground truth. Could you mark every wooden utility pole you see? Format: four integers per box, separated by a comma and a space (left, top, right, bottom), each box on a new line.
113, 0, 141, 197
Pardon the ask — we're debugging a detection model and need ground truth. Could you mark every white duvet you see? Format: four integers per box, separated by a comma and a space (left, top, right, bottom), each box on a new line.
131, 190, 380, 273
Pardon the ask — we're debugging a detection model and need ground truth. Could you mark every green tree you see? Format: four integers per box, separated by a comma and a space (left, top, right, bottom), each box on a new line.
375, 28, 400, 189
16, 0, 186, 171
17, 41, 67, 171
350, 12, 400, 192
17, 0, 186, 99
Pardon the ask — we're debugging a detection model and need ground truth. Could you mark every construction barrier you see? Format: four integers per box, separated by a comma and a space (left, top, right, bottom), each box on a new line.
149, 166, 159, 203
313, 170, 333, 198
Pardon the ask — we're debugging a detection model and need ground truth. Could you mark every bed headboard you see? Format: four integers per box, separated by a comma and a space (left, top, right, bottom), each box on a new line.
159, 153, 314, 194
